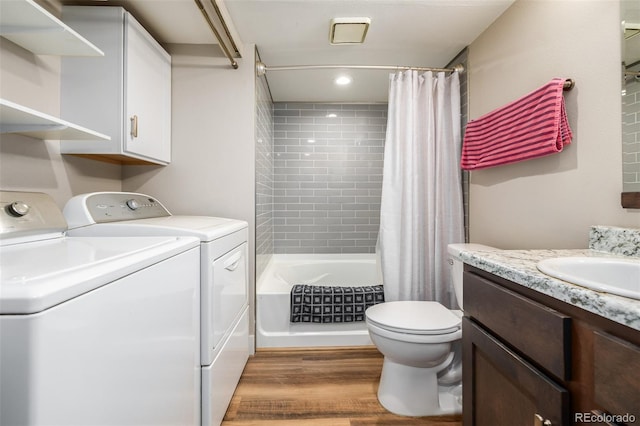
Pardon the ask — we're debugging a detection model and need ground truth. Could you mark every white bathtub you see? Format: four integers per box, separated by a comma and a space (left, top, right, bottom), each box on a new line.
256, 254, 382, 348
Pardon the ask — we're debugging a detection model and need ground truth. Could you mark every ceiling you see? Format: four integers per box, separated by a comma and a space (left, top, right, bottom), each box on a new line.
61, 0, 516, 102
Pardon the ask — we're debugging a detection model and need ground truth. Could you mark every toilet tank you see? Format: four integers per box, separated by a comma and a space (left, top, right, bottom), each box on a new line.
447, 243, 498, 309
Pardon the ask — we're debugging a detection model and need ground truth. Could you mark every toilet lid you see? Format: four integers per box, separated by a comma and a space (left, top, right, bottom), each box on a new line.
365, 301, 461, 335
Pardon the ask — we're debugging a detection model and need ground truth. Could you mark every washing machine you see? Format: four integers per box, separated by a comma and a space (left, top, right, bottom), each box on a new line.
63, 191, 250, 426
0, 191, 201, 426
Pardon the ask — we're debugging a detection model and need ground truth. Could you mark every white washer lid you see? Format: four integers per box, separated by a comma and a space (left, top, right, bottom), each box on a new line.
366, 301, 461, 335
0, 236, 199, 314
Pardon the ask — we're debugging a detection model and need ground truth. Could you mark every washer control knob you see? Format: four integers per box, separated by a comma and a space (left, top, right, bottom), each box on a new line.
7, 201, 30, 217
125, 199, 140, 211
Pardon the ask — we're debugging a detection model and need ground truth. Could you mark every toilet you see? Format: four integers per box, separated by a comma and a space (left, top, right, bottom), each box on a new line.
365, 243, 496, 416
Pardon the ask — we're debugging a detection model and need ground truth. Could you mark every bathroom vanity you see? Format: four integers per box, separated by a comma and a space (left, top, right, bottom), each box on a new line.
458, 227, 640, 426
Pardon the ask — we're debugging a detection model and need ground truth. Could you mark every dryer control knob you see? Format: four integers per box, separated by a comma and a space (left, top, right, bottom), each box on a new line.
125, 199, 140, 211
7, 201, 30, 217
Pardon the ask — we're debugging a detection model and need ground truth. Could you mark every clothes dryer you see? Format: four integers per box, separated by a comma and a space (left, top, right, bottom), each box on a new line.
0, 191, 201, 426
64, 191, 250, 426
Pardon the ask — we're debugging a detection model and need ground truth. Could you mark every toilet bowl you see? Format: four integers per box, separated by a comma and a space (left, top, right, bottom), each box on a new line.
365, 243, 496, 417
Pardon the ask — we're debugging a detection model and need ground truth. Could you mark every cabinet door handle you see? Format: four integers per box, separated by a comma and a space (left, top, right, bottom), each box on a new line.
534, 414, 552, 426
130, 115, 138, 138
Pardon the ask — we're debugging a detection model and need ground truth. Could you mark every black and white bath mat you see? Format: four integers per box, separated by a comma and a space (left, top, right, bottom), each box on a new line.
290, 284, 385, 323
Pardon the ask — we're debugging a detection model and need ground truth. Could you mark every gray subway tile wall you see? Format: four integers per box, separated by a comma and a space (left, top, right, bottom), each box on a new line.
255, 74, 274, 278
450, 49, 470, 242
623, 62, 640, 192
257, 64, 468, 263
274, 103, 387, 254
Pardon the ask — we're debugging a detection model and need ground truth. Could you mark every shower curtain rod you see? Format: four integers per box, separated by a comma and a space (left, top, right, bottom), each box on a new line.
255, 61, 576, 91
255, 61, 465, 76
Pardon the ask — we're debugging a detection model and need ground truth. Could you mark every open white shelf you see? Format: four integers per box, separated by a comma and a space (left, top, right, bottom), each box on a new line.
0, 0, 104, 56
0, 99, 110, 141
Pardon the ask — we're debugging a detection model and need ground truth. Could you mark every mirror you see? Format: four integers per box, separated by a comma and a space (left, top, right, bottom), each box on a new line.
622, 0, 640, 208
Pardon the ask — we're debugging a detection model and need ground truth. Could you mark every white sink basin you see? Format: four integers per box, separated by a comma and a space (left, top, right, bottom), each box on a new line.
537, 257, 640, 300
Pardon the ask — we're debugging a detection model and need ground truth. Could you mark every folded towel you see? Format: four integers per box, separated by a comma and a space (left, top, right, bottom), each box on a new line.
290, 284, 384, 323
460, 78, 573, 170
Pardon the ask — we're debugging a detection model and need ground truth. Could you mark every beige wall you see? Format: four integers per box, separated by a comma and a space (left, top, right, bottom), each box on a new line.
122, 45, 257, 339
468, 0, 639, 249
122, 46, 256, 221
0, 37, 121, 208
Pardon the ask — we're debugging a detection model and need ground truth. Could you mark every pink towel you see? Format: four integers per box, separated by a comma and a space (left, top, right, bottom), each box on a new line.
460, 78, 573, 170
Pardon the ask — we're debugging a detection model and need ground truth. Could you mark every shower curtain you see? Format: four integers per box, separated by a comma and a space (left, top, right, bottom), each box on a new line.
379, 70, 464, 307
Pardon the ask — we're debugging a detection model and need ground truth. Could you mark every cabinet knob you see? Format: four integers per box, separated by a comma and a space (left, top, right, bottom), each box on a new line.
130, 115, 138, 138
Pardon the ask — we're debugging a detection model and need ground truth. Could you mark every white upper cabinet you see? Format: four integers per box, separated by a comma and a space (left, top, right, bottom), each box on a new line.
60, 6, 171, 165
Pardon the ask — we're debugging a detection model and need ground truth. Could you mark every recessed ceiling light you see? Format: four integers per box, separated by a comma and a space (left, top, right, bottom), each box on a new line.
335, 75, 352, 86
326, 113, 338, 118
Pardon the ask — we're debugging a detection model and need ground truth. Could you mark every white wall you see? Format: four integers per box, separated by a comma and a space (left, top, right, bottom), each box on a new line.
468, 0, 639, 249
122, 45, 257, 336
0, 36, 121, 208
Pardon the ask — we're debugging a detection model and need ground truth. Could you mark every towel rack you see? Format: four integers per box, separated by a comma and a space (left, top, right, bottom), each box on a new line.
461, 77, 574, 170
563, 79, 575, 91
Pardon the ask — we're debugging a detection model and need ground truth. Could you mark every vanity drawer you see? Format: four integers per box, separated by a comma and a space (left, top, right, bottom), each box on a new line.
464, 271, 571, 380
593, 331, 640, 419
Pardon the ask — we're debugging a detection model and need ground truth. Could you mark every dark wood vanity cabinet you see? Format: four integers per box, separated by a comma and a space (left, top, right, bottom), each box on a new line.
463, 318, 570, 425
462, 266, 640, 426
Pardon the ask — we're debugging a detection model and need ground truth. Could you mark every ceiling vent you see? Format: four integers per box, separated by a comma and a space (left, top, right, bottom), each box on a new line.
626, 22, 640, 39
329, 17, 371, 45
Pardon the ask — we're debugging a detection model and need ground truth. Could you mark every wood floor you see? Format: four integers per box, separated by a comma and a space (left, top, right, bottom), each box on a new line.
222, 347, 462, 426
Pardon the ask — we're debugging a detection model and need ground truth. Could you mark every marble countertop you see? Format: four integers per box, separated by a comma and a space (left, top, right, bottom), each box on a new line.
458, 248, 640, 331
